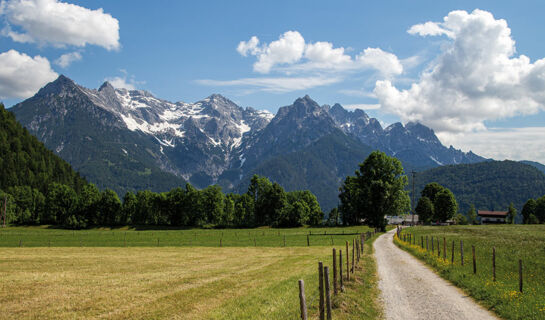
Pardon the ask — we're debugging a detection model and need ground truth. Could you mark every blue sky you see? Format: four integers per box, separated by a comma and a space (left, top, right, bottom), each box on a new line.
1, 0, 545, 163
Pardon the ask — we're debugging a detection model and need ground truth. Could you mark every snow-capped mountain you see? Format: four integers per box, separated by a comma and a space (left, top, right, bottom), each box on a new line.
11, 75, 485, 209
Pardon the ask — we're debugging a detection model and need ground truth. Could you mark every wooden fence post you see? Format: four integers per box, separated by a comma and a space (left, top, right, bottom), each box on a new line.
346, 241, 350, 281
451, 240, 454, 264
325, 266, 332, 320
472, 245, 476, 274
307, 235, 310, 247
339, 249, 344, 292
461, 240, 464, 266
426, 236, 428, 251
492, 247, 496, 282
356, 239, 359, 262
284, 235, 286, 247
443, 237, 446, 260
254, 238, 256, 247
319, 262, 325, 320
431, 236, 434, 253
437, 238, 440, 257
421, 236, 423, 249
519, 259, 523, 293
220, 238, 222, 247
352, 239, 355, 273
333, 248, 338, 295
298, 279, 308, 320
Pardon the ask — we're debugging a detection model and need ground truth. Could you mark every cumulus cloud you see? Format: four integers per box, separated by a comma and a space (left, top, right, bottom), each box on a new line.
375, 9, 545, 133
236, 36, 260, 57
237, 31, 402, 76
0, 49, 58, 99
437, 127, 545, 164
356, 48, 403, 77
241, 31, 306, 73
0, 0, 120, 50
54, 51, 81, 68
196, 76, 342, 93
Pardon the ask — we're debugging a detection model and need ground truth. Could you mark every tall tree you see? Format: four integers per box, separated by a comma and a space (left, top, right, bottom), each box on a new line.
521, 199, 537, 224
467, 204, 478, 225
433, 188, 458, 222
506, 202, 517, 224
535, 195, 545, 223
338, 151, 410, 230
415, 196, 434, 225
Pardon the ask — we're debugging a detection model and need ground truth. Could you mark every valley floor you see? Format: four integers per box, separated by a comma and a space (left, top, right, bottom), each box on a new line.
0, 226, 383, 319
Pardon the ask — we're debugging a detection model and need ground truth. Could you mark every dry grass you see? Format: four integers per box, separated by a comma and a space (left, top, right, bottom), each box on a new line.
0, 247, 333, 319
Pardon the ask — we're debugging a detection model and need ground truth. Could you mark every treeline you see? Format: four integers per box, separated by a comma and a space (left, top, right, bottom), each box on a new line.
521, 196, 545, 224
411, 160, 545, 213
0, 175, 323, 229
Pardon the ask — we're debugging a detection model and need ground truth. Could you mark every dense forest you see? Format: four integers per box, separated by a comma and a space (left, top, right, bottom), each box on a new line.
411, 160, 545, 213
0, 104, 87, 195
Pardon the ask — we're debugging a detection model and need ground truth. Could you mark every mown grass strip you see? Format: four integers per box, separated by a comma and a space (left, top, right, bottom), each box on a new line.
395, 225, 545, 320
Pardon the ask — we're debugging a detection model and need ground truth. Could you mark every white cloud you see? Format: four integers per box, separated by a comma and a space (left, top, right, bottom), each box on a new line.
344, 103, 381, 110
375, 9, 545, 133
237, 31, 402, 76
356, 48, 403, 77
407, 21, 453, 37
437, 127, 545, 164
236, 36, 260, 57
0, 49, 57, 99
54, 51, 81, 68
304, 41, 351, 68
196, 76, 342, 93
251, 31, 306, 73
0, 0, 120, 50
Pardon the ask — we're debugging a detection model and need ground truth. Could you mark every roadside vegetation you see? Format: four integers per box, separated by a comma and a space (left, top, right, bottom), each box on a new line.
395, 225, 545, 320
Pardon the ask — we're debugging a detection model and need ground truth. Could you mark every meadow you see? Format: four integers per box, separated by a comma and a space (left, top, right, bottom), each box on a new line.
396, 225, 545, 320
0, 226, 372, 247
0, 226, 382, 319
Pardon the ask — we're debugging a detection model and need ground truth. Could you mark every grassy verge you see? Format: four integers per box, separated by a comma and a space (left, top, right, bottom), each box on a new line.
0, 227, 384, 319
395, 225, 545, 320
330, 232, 383, 320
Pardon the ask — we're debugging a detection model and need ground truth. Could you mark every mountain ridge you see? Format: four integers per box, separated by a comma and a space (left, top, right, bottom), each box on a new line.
11, 75, 487, 209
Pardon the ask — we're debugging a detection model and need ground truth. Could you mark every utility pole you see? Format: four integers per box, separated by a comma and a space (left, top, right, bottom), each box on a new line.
411, 171, 416, 226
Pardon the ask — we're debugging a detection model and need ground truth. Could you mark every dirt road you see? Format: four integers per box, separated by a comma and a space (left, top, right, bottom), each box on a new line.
374, 229, 498, 320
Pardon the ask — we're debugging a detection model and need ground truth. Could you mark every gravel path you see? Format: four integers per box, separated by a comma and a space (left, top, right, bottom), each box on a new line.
374, 229, 498, 320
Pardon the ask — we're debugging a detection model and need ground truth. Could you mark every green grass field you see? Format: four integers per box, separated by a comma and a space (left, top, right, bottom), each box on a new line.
396, 225, 545, 320
0, 226, 383, 319
0, 226, 372, 247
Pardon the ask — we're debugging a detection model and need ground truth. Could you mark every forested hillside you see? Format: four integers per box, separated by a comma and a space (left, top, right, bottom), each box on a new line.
0, 103, 87, 194
412, 160, 545, 213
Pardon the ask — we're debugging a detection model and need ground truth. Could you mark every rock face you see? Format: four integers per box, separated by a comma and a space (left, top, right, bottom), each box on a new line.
11, 75, 485, 209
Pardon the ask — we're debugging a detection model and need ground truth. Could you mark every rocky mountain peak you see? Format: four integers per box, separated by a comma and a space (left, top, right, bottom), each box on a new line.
35, 74, 79, 97
98, 81, 115, 93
